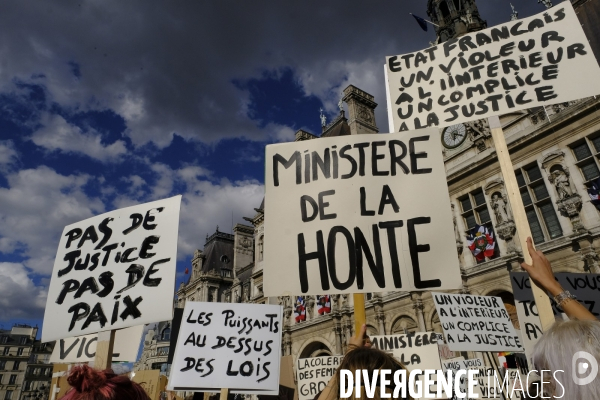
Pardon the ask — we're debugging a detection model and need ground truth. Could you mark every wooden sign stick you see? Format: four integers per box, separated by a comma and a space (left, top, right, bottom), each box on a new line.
220, 388, 229, 400
353, 293, 366, 336
488, 116, 555, 331
94, 329, 116, 370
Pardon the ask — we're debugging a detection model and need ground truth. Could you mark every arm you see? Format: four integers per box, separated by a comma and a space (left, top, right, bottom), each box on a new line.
520, 237, 596, 321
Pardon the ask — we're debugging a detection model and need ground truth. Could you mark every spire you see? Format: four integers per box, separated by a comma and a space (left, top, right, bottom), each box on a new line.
538, 0, 553, 8
426, 0, 487, 43
510, 3, 518, 21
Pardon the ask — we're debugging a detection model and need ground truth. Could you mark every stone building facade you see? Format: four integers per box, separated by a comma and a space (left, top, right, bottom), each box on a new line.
218, 0, 600, 365
139, 0, 600, 376
0, 325, 54, 400
134, 321, 173, 375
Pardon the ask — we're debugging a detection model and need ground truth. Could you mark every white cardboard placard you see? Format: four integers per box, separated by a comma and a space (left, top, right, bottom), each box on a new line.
432, 292, 523, 352
42, 196, 181, 342
263, 129, 461, 296
372, 332, 443, 400
49, 325, 144, 363
296, 356, 343, 400
168, 302, 282, 393
441, 358, 488, 400
386, 2, 600, 132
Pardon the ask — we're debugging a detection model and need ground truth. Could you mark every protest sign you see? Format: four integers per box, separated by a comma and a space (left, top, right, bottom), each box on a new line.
506, 369, 526, 400
385, 2, 600, 132
263, 129, 462, 296
50, 325, 143, 363
372, 332, 443, 399
168, 302, 282, 393
296, 356, 342, 400
42, 196, 181, 342
510, 272, 600, 363
432, 292, 523, 352
167, 307, 184, 364
259, 355, 298, 400
441, 358, 488, 400
132, 370, 168, 400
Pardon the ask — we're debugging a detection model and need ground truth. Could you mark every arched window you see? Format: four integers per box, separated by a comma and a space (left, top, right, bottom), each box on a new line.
391, 316, 418, 334
452, 0, 461, 11
439, 1, 451, 18
161, 328, 171, 341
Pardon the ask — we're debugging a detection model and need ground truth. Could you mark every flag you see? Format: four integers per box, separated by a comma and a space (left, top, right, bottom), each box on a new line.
587, 177, 600, 210
466, 224, 496, 261
184, 268, 189, 274
317, 295, 331, 315
294, 296, 306, 323
411, 14, 428, 32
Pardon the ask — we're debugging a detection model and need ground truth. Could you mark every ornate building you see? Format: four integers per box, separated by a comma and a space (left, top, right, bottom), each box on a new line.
426, 0, 487, 43
138, 0, 600, 376
225, 0, 600, 365
133, 321, 172, 374
0, 325, 54, 400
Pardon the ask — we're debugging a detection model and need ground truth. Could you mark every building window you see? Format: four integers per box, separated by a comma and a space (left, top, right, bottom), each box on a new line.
24, 380, 31, 391
16, 348, 23, 356
157, 347, 169, 356
3, 347, 9, 355
459, 188, 493, 231
0, 337, 6, 344
516, 165, 563, 244
12, 362, 19, 371
19, 338, 26, 345
0, 360, 6, 369
161, 328, 171, 341
571, 139, 600, 182
8, 374, 16, 384
5, 390, 13, 400
0, 374, 3, 384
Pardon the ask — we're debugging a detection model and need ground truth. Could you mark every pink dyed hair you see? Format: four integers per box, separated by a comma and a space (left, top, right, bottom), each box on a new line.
61, 365, 151, 400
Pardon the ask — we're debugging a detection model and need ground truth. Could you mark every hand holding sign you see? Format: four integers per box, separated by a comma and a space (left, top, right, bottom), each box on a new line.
520, 237, 562, 296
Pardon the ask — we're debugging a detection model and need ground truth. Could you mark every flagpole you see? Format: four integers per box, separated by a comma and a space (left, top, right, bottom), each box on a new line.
409, 13, 440, 27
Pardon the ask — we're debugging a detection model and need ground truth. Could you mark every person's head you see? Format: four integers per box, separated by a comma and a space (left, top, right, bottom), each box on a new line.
61, 365, 151, 400
532, 319, 600, 398
332, 347, 410, 400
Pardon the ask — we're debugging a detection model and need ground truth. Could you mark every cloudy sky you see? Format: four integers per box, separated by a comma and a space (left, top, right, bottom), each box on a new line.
0, 0, 548, 333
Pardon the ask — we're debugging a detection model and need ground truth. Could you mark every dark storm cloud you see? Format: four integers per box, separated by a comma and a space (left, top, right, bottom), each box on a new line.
0, 0, 548, 146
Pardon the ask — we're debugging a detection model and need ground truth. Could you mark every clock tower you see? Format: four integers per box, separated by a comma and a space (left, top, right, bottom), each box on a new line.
427, 0, 487, 43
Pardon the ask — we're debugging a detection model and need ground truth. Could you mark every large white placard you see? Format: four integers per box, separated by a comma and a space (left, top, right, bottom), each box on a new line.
386, 2, 600, 131
296, 356, 343, 400
42, 196, 181, 342
263, 129, 462, 296
49, 325, 143, 363
432, 292, 523, 352
169, 302, 282, 393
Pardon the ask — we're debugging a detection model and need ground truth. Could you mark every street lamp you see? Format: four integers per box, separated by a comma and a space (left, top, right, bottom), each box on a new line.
538, 0, 553, 8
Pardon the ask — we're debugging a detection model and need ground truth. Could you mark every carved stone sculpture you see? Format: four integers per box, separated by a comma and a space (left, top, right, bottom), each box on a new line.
491, 194, 510, 224
552, 169, 573, 200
